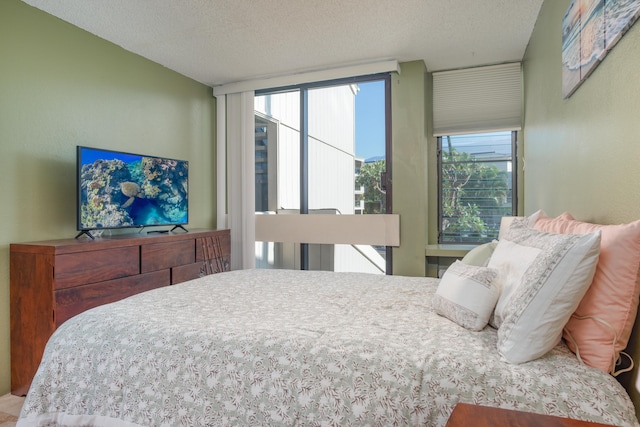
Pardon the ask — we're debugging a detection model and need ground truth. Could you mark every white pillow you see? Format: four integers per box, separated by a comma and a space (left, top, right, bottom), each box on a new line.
489, 219, 601, 364
497, 211, 541, 240
432, 261, 500, 331
461, 241, 497, 267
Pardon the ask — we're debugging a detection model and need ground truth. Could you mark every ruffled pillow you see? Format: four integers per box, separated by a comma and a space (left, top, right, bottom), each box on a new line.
488, 219, 601, 364
460, 241, 497, 267
534, 212, 640, 374
432, 261, 499, 331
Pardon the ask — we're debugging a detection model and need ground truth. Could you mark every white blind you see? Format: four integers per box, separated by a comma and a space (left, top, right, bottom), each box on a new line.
225, 91, 256, 270
433, 63, 522, 136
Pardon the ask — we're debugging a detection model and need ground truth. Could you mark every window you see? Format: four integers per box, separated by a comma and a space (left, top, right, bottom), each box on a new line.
254, 112, 278, 213
437, 131, 517, 243
254, 75, 393, 273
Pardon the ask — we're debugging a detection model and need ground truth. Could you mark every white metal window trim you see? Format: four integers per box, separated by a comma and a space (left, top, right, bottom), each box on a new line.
433, 62, 522, 136
255, 213, 400, 247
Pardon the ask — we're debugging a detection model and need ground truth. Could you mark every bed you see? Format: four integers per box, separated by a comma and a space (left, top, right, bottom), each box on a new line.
17, 265, 640, 426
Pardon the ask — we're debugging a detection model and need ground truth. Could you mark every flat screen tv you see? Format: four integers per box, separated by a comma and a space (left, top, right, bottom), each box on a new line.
76, 146, 188, 238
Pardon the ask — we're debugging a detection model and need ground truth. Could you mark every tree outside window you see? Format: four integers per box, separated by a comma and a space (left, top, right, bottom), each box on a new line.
439, 131, 516, 243
356, 160, 386, 214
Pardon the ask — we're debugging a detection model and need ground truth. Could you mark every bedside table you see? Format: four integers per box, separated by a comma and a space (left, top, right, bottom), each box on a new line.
445, 403, 617, 427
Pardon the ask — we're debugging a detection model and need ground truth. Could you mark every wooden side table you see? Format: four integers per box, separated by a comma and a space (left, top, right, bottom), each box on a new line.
446, 403, 617, 427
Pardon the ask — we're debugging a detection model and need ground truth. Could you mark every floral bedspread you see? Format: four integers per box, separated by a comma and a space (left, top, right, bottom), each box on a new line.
18, 269, 640, 427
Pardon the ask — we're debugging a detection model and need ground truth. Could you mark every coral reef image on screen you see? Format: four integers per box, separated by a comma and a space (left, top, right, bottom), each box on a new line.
79, 149, 188, 230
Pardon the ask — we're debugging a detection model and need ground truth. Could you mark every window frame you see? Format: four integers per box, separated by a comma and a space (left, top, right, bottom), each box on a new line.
255, 73, 393, 272
437, 130, 518, 244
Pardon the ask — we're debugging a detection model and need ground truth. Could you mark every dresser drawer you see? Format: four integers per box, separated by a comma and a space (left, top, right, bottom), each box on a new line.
172, 262, 205, 284
141, 239, 194, 273
11, 229, 229, 396
55, 246, 140, 289
55, 269, 170, 326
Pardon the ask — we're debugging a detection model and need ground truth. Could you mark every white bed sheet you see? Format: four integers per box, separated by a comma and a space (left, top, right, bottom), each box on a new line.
18, 269, 640, 426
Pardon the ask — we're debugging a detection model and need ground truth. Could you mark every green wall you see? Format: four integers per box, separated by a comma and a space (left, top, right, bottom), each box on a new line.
9, 0, 614, 399
391, 61, 429, 276
523, 0, 640, 223
0, 0, 216, 395
523, 0, 640, 415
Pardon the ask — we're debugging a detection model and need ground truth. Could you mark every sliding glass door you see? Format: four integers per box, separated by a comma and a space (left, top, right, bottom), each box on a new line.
254, 74, 391, 273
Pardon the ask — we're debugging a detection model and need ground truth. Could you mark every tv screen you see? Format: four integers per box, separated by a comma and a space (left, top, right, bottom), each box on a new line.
77, 146, 188, 233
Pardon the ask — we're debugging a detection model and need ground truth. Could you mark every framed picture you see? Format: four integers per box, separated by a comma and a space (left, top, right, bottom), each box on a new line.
579, 0, 605, 81
562, 0, 582, 98
562, 0, 640, 99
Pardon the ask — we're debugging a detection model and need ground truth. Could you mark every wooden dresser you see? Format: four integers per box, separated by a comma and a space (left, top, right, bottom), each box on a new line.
10, 229, 230, 396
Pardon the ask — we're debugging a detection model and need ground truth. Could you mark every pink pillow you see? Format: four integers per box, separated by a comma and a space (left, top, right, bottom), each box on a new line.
534, 212, 640, 373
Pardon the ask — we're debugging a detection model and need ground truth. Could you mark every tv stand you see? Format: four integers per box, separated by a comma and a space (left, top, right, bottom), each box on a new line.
74, 230, 95, 240
138, 225, 187, 234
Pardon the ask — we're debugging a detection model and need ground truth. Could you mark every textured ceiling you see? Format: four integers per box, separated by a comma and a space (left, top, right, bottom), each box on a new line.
21, 0, 544, 88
